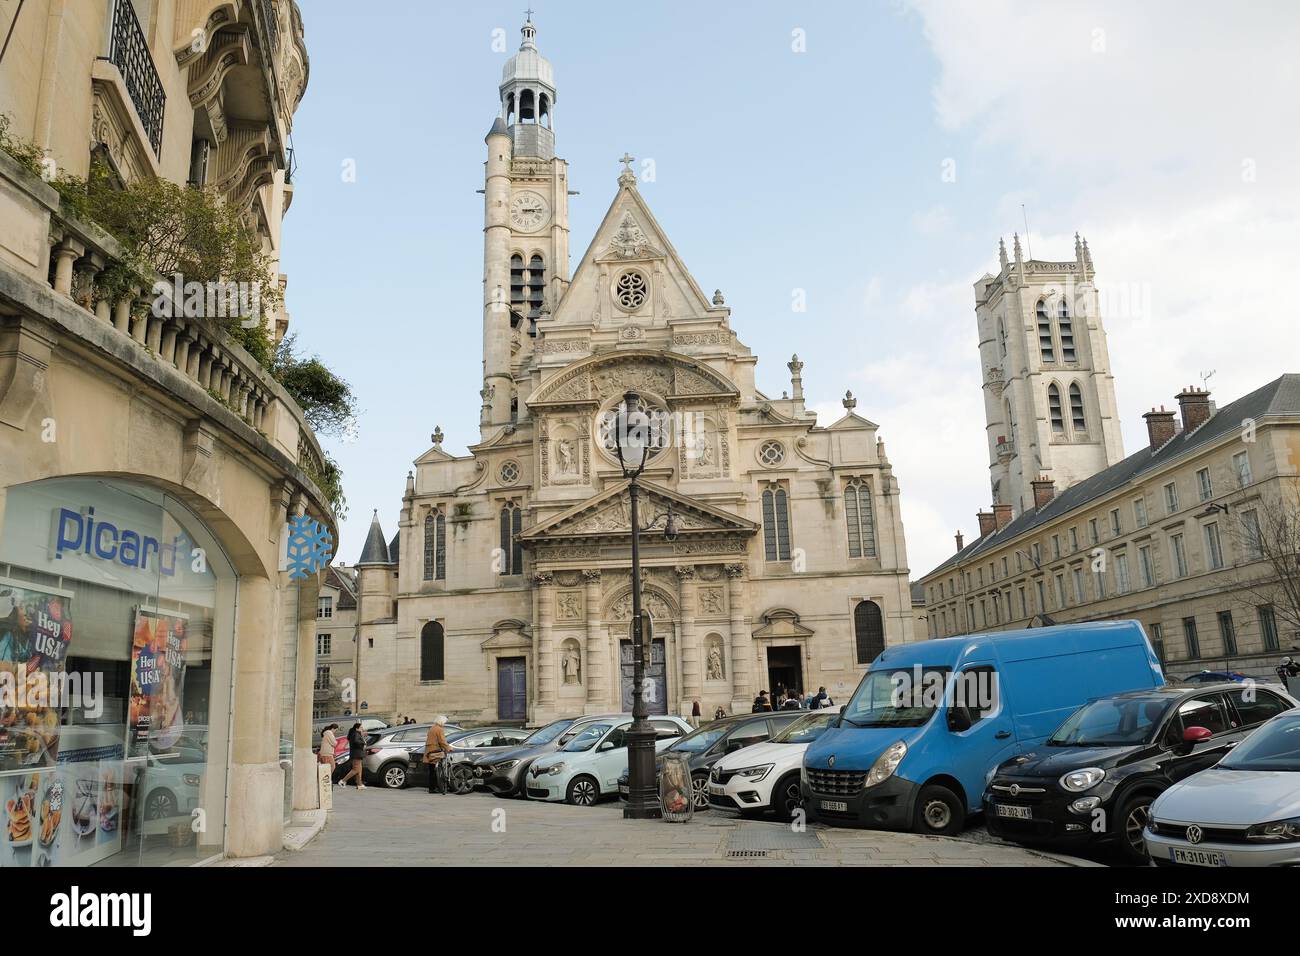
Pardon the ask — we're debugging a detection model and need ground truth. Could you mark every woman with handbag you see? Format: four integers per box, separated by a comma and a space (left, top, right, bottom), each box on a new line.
337, 722, 367, 789
424, 715, 453, 794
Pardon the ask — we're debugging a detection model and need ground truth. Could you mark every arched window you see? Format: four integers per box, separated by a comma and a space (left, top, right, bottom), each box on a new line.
420, 621, 445, 681
761, 485, 791, 561
1069, 383, 1087, 432
528, 255, 545, 320
505, 93, 516, 126
1058, 299, 1076, 362
499, 502, 523, 575
519, 89, 535, 122
844, 480, 877, 559
1047, 383, 1065, 434
509, 254, 525, 328
423, 509, 446, 581
1036, 299, 1055, 363
853, 600, 885, 665
539, 93, 550, 128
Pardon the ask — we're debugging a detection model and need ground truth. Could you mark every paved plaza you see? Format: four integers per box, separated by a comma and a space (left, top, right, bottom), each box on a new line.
273, 787, 1096, 867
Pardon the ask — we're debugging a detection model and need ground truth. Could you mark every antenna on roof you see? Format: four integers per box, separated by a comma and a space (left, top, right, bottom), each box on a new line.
1200, 369, 1216, 390
1021, 204, 1032, 259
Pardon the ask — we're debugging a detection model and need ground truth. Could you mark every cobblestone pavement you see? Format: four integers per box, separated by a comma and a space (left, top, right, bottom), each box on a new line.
273, 786, 1097, 867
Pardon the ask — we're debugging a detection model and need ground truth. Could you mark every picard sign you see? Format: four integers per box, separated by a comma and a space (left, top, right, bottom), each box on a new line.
51, 507, 195, 576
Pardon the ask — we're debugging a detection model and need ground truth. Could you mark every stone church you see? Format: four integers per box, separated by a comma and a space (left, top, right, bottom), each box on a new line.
353, 18, 915, 725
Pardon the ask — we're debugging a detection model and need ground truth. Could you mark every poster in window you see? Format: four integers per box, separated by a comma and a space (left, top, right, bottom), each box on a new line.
0, 581, 73, 772
129, 607, 188, 753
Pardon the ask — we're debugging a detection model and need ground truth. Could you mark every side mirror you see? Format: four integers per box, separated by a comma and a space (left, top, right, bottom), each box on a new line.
598, 740, 614, 751
1182, 725, 1212, 744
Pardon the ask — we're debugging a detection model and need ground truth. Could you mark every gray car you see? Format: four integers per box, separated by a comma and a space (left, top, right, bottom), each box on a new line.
361, 723, 460, 788
471, 714, 630, 796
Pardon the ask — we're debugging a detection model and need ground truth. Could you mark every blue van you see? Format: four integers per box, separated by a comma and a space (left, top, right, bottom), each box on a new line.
802, 621, 1163, 834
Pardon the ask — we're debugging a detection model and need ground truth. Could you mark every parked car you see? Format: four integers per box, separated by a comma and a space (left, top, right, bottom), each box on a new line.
471, 715, 625, 796
331, 722, 461, 785
526, 716, 692, 805
312, 715, 390, 752
985, 682, 1295, 861
803, 620, 1166, 835
618, 711, 806, 810
407, 726, 532, 790
1145, 709, 1300, 867
707, 707, 842, 819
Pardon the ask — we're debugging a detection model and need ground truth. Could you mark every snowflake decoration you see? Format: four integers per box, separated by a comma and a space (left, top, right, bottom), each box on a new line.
286, 514, 334, 580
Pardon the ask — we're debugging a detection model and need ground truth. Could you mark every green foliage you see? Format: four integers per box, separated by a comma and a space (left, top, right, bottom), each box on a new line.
270, 333, 359, 438
302, 451, 348, 521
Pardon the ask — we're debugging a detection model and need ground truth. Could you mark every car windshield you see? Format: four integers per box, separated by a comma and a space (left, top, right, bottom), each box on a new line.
1048, 695, 1172, 746
840, 667, 947, 729
772, 712, 837, 744
670, 725, 728, 753
561, 724, 612, 752
1220, 716, 1300, 772
523, 719, 571, 746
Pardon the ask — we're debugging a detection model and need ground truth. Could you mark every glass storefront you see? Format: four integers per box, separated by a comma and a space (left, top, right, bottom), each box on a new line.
0, 477, 236, 867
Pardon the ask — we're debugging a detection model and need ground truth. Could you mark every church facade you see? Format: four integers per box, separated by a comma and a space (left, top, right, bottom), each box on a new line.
353, 18, 915, 725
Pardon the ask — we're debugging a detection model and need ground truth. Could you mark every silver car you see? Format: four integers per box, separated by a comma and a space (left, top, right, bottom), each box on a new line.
1145, 710, 1300, 867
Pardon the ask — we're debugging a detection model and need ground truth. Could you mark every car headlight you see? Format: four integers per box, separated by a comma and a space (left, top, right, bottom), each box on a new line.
1070, 796, 1102, 814
865, 741, 908, 788
182, 774, 201, 787
736, 764, 773, 781
985, 764, 999, 786
494, 760, 518, 772
1246, 818, 1300, 842
546, 762, 566, 776
1059, 768, 1106, 792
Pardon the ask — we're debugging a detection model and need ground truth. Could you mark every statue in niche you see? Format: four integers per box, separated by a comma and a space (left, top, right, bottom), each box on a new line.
556, 438, 576, 475
561, 643, 582, 684
706, 644, 725, 681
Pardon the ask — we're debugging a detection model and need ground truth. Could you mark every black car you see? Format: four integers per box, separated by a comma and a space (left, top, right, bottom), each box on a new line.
617, 711, 805, 810
984, 682, 1295, 862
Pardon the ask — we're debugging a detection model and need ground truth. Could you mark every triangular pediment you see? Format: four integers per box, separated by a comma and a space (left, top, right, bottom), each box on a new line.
520, 479, 756, 544
828, 411, 879, 430
550, 182, 723, 328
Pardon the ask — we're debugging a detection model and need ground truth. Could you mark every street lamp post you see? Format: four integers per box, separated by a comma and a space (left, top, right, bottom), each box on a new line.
611, 390, 678, 819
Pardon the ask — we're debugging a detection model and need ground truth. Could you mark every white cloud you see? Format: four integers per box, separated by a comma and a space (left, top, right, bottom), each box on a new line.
893, 0, 1300, 580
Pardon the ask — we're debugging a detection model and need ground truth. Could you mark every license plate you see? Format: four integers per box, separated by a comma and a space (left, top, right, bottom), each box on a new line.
1171, 847, 1226, 867
820, 800, 848, 812
995, 803, 1032, 820
708, 784, 725, 796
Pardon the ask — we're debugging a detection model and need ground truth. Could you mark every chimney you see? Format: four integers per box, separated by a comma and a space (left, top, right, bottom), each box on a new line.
1143, 405, 1178, 450
1031, 475, 1056, 510
976, 510, 996, 537
1176, 386, 1212, 432
993, 503, 1014, 530
955, 531, 965, 552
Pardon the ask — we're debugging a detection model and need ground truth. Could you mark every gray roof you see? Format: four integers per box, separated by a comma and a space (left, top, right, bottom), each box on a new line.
485, 115, 507, 141
357, 511, 393, 566
924, 373, 1300, 580
388, 531, 400, 567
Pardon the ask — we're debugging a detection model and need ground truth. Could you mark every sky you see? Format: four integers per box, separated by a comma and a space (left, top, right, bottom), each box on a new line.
280, 0, 1300, 579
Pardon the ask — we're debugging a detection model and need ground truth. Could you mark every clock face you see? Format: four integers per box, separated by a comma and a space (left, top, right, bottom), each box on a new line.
510, 191, 550, 232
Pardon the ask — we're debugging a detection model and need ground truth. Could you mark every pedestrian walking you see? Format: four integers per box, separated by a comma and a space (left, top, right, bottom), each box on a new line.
424, 715, 453, 794
690, 698, 702, 728
337, 722, 367, 789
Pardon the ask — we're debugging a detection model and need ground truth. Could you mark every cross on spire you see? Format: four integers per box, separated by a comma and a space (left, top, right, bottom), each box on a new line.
619, 152, 635, 173
524, 7, 534, 20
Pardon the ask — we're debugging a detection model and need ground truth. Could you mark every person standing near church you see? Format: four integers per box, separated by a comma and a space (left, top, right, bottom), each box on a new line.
424, 715, 453, 794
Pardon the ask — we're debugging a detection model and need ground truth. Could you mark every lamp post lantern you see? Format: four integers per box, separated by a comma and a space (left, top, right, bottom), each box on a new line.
611, 390, 671, 819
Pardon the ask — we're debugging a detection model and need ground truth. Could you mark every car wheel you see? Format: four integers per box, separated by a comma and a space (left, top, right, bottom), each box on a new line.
774, 773, 804, 821
449, 764, 475, 795
914, 784, 965, 836
380, 763, 408, 789
1117, 793, 1154, 863
144, 789, 177, 821
566, 775, 599, 806
691, 773, 711, 811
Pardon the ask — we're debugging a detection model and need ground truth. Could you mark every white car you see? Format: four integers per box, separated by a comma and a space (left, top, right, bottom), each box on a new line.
525, 715, 692, 805
707, 707, 842, 820
1145, 710, 1300, 867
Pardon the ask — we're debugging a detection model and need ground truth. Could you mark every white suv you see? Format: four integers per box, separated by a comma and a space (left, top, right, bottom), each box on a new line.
707, 707, 842, 820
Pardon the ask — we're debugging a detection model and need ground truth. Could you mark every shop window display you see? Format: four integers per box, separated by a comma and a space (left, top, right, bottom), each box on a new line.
0, 478, 236, 867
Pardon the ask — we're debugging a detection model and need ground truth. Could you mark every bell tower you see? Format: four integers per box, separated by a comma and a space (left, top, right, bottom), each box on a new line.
481, 15, 570, 433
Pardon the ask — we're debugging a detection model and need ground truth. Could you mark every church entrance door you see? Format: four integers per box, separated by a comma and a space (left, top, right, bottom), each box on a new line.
620, 639, 667, 715
497, 657, 527, 721
766, 646, 804, 702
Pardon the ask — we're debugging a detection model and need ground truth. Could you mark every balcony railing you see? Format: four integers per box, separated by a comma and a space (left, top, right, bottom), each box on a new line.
107, 0, 165, 157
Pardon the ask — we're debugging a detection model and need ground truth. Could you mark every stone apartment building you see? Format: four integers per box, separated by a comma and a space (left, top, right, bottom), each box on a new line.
353, 18, 916, 727
313, 565, 357, 717
920, 376, 1300, 677
0, 0, 332, 866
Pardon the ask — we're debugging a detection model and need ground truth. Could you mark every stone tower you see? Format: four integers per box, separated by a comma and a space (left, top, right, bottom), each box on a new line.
481, 15, 571, 433
975, 234, 1124, 515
